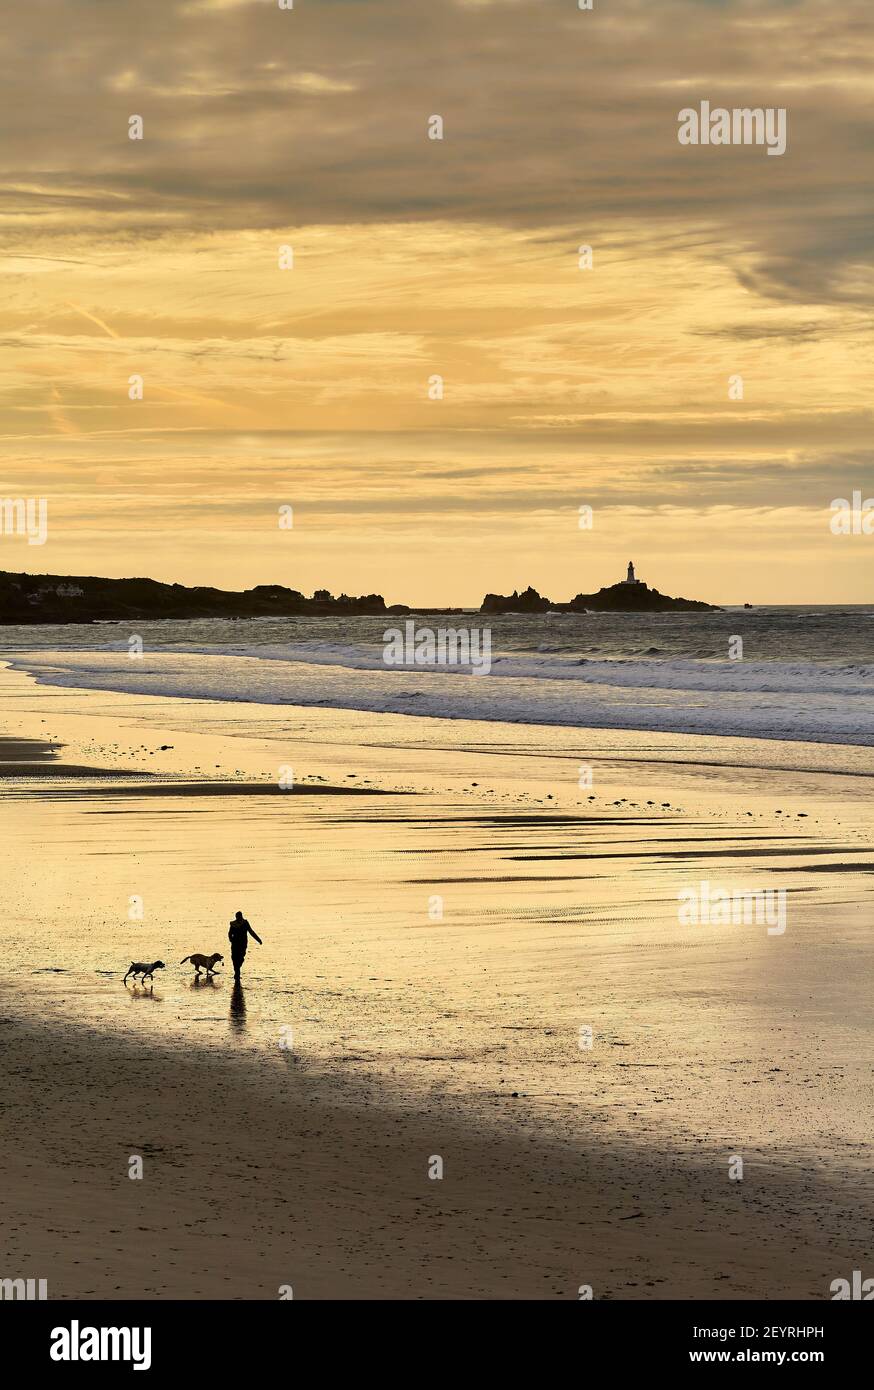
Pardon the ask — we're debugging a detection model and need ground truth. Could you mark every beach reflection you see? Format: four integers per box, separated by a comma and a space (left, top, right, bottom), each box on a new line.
229, 980, 246, 1033
127, 984, 162, 1003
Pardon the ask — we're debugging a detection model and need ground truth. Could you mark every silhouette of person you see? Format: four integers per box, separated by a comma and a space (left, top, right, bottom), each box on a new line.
228, 909, 262, 980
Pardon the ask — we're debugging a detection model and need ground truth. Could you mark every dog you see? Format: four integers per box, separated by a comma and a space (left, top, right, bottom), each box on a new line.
180, 952, 223, 976
123, 960, 165, 984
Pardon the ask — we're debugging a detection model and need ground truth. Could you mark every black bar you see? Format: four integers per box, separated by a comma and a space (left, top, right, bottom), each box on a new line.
8, 1299, 867, 1374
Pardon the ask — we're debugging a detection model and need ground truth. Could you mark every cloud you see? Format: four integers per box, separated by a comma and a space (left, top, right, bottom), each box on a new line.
0, 0, 871, 600
0, 0, 869, 308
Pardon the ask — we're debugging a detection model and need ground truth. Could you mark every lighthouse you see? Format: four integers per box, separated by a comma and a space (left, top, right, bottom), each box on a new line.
623, 560, 641, 586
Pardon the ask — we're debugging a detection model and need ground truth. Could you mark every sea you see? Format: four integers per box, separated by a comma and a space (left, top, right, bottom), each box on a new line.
3, 606, 874, 745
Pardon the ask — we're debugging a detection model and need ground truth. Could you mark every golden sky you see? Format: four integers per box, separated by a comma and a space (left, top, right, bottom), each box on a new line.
1, 0, 873, 605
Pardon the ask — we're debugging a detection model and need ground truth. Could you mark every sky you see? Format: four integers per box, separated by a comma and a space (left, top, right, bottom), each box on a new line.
1, 0, 872, 605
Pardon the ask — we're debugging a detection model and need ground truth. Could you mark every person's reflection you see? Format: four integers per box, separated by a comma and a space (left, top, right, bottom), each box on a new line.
229, 979, 247, 1033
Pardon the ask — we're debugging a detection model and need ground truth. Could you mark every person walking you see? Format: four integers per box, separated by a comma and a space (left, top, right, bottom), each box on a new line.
228, 910, 262, 980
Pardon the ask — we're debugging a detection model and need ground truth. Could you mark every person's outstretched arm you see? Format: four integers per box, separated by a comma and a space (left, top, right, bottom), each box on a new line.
248, 925, 263, 945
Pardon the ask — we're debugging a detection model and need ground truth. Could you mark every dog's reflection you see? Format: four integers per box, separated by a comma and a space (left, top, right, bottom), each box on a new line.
229, 980, 247, 1033
189, 974, 219, 992
127, 983, 162, 1002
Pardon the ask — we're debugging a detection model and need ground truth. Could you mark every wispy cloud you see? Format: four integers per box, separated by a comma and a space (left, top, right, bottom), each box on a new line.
0, 0, 871, 600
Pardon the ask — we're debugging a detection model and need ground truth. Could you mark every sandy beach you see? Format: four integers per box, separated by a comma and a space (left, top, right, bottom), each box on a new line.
1, 659, 872, 1299
4, 0, 873, 1336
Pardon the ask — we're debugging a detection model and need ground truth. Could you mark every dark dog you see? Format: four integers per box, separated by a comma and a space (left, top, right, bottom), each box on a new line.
123, 960, 166, 984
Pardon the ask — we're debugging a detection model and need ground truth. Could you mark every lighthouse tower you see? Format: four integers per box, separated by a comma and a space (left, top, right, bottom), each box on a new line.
623, 560, 640, 586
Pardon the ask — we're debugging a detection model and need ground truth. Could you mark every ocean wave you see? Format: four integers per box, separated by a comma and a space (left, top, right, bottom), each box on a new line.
85, 640, 874, 697
5, 647, 874, 746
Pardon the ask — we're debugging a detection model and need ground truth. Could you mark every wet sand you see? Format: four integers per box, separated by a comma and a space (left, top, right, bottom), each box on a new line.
0, 662, 872, 1299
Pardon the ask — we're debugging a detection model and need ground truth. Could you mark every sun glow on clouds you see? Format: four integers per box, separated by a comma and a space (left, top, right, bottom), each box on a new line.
0, 0, 872, 602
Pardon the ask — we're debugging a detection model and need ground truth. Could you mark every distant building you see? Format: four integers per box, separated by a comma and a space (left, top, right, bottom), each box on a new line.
30, 582, 84, 603
622, 560, 643, 586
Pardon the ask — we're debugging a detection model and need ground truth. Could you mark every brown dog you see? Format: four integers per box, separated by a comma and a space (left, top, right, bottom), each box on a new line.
180, 952, 223, 976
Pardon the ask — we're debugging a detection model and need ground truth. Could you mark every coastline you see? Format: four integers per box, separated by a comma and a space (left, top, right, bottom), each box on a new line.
8, 639, 874, 746
1, 665, 872, 1298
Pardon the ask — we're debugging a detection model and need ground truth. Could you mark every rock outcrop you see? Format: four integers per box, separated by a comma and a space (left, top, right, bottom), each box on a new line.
0, 570, 389, 624
481, 581, 719, 614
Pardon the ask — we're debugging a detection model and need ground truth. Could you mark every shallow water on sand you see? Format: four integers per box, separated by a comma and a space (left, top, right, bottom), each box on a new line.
1, 665, 873, 1172
2, 666, 874, 1299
